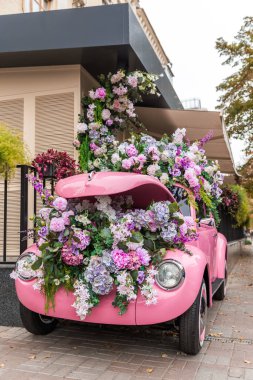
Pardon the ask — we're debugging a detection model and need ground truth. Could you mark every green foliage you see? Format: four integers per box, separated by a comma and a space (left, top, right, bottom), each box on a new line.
216, 16, 253, 155
239, 157, 253, 197
230, 185, 250, 227
0, 123, 29, 179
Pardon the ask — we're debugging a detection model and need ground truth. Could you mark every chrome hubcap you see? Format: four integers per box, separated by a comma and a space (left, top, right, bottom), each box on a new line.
39, 314, 55, 324
199, 282, 207, 346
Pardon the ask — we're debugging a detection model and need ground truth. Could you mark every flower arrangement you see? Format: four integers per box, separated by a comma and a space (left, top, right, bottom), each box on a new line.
74, 69, 224, 222
12, 178, 197, 319
221, 185, 250, 227
32, 149, 77, 181
79, 128, 223, 223
74, 70, 159, 172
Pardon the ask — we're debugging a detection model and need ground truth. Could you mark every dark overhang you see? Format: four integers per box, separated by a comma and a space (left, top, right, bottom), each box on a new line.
0, 4, 182, 109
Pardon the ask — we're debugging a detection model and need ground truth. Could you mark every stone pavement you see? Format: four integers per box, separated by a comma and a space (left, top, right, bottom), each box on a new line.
0, 243, 252, 380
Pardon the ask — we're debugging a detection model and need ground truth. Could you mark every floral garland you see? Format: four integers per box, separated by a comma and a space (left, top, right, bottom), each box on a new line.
74, 70, 159, 172
12, 180, 197, 319
74, 69, 224, 222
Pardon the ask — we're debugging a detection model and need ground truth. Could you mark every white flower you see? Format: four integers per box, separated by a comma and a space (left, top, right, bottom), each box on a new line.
76, 123, 88, 134
93, 158, 101, 168
72, 280, 93, 320
203, 179, 212, 194
75, 215, 91, 225
101, 109, 111, 120
88, 122, 100, 130
54, 279, 60, 286
160, 173, 169, 185
111, 153, 121, 164
147, 164, 160, 176
172, 128, 186, 144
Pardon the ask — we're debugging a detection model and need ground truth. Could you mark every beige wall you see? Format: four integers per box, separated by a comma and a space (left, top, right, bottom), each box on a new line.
0, 0, 23, 14
0, 64, 96, 259
0, 65, 83, 158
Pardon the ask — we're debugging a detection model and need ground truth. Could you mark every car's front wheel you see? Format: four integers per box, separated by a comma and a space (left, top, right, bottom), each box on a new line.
20, 303, 58, 335
179, 280, 207, 355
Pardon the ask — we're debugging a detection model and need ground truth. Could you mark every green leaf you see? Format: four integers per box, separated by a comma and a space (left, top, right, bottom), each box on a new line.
130, 231, 143, 243
31, 257, 42, 270
169, 202, 179, 214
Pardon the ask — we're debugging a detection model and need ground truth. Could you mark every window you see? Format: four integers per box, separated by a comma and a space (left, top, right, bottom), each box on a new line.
196, 200, 206, 221
169, 186, 191, 217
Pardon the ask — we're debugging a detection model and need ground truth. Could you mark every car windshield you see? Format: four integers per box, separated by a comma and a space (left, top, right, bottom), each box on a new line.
169, 186, 191, 217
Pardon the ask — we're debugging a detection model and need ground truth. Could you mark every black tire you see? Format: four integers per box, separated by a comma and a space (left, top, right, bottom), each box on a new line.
213, 261, 227, 301
20, 303, 58, 335
179, 280, 207, 355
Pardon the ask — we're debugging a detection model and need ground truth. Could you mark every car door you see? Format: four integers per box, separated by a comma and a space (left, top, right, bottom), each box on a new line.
196, 201, 217, 281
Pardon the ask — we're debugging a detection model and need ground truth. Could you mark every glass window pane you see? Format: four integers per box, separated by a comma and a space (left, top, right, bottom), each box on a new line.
169, 186, 191, 217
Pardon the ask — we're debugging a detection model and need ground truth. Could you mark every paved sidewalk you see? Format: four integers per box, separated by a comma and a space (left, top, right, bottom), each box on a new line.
0, 244, 252, 380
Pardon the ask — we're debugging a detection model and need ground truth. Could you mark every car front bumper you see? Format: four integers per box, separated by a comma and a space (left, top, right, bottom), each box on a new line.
15, 248, 207, 325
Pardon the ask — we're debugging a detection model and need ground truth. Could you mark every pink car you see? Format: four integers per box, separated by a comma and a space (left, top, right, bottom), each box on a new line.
15, 172, 227, 355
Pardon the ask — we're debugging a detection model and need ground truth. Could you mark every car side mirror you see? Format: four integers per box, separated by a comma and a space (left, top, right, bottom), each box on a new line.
199, 217, 215, 227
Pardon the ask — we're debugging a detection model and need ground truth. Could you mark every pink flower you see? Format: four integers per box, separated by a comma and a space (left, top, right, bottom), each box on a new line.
73, 139, 80, 148
113, 85, 128, 96
113, 99, 121, 110
112, 249, 130, 269
106, 119, 113, 126
62, 210, 74, 225
122, 158, 134, 170
61, 244, 83, 266
53, 197, 68, 211
184, 168, 199, 188
127, 75, 138, 88
102, 109, 111, 120
72, 231, 90, 250
90, 142, 98, 151
95, 87, 106, 100
136, 247, 151, 266
126, 144, 138, 157
50, 217, 65, 232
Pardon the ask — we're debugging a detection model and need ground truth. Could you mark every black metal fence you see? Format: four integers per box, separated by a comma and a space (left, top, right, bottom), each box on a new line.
218, 209, 244, 243
1, 165, 37, 264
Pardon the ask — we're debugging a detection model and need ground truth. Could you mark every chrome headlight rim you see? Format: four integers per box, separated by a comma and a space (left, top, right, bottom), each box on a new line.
15, 252, 38, 281
155, 259, 185, 291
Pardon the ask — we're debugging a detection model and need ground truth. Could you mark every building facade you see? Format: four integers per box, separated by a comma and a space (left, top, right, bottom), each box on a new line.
0, 1, 183, 261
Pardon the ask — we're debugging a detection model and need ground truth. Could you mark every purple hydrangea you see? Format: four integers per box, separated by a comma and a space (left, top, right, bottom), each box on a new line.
50, 217, 65, 232
150, 202, 170, 226
72, 230, 91, 251
84, 256, 113, 295
38, 226, 48, 238
160, 223, 177, 242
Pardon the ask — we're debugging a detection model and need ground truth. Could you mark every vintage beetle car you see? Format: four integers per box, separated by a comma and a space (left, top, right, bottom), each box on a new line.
15, 172, 227, 355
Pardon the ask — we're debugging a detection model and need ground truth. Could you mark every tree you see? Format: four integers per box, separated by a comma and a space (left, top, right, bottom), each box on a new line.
216, 17, 253, 155
0, 123, 29, 179
239, 157, 253, 197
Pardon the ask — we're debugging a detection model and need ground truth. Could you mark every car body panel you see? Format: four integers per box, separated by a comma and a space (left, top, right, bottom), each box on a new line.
55, 172, 175, 208
15, 174, 227, 325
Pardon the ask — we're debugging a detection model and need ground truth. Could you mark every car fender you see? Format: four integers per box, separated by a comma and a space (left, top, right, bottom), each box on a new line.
136, 246, 211, 325
165, 246, 212, 307
216, 233, 227, 279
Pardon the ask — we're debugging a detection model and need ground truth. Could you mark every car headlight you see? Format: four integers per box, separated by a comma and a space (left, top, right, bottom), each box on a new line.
15, 253, 38, 281
155, 260, 185, 290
